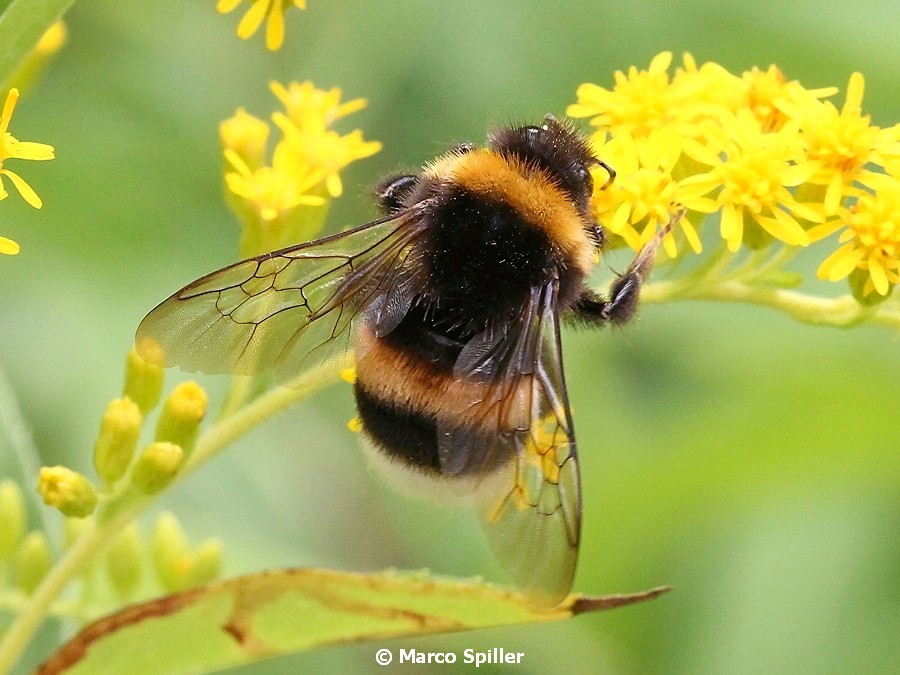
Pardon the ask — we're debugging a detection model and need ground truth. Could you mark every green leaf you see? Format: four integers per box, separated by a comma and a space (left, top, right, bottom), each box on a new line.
37, 568, 669, 674
0, 0, 74, 88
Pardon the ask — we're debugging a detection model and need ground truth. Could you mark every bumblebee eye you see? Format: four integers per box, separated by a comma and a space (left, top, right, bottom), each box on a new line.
573, 165, 593, 192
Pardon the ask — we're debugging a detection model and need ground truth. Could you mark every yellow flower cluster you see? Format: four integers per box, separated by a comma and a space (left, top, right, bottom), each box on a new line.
220, 81, 381, 256
568, 52, 900, 297
0, 88, 55, 255
217, 0, 307, 51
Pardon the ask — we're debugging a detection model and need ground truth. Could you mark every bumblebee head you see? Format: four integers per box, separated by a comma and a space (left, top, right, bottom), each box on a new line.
488, 115, 606, 216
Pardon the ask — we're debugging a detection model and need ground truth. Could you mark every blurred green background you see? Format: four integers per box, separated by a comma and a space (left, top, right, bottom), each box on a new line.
1, 0, 899, 673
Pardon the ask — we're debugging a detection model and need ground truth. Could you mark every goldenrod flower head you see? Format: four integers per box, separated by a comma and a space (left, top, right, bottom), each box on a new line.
733, 65, 837, 132
273, 115, 382, 197
0, 88, 54, 210
568, 52, 680, 140
573, 56, 900, 310
37, 466, 97, 518
782, 73, 900, 214
270, 80, 368, 132
222, 82, 380, 256
590, 132, 708, 257
678, 111, 823, 251
220, 107, 270, 171
217, 0, 307, 51
816, 175, 900, 297
224, 147, 325, 221
93, 397, 143, 485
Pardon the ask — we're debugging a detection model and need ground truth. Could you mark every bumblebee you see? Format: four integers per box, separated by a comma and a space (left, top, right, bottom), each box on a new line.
136, 115, 668, 608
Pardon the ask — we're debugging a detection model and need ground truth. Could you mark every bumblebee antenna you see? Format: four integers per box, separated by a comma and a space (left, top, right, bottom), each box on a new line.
596, 159, 616, 190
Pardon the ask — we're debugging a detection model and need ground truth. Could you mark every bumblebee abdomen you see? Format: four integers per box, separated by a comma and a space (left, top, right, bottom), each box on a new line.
352, 321, 511, 479
354, 381, 442, 472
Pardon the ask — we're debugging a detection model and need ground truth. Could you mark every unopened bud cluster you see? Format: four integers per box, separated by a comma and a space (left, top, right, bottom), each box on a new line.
35, 348, 208, 517
2, 482, 223, 604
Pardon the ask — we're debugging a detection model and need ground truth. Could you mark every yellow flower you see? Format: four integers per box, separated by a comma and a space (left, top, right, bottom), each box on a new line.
224, 147, 325, 221
781, 73, 900, 215
0, 88, 54, 210
217, 0, 307, 51
568, 52, 691, 164
222, 82, 379, 224
679, 110, 823, 251
270, 80, 368, 132
590, 132, 712, 257
816, 175, 900, 296
273, 114, 382, 197
220, 107, 270, 170
568, 52, 680, 138
734, 65, 837, 132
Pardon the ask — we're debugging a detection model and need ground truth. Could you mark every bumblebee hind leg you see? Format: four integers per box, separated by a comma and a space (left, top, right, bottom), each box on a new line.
571, 227, 667, 326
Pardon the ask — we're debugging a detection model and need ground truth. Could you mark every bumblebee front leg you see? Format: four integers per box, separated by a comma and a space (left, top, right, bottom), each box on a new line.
571, 227, 668, 326
374, 174, 420, 214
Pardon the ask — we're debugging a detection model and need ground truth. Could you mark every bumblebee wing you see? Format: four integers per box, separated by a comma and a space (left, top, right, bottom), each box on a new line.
440, 280, 581, 608
135, 205, 430, 379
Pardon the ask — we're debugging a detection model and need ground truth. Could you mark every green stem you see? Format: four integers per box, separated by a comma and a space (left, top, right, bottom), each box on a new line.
0, 362, 341, 673
642, 279, 900, 329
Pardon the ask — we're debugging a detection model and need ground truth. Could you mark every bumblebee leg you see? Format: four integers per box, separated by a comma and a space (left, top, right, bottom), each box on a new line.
572, 231, 664, 326
374, 174, 419, 214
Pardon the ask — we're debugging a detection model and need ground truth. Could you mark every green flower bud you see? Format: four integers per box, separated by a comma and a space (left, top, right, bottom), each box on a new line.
0, 480, 26, 560
187, 539, 223, 587
37, 466, 97, 518
849, 267, 893, 306
155, 382, 208, 458
123, 347, 164, 414
131, 442, 184, 494
14, 531, 53, 594
93, 397, 142, 484
106, 523, 143, 600
152, 512, 189, 592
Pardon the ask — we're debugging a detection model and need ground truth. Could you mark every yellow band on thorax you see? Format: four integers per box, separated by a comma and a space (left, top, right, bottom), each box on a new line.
426, 150, 594, 273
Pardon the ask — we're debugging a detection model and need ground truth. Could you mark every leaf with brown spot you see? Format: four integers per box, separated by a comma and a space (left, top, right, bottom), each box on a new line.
38, 568, 669, 674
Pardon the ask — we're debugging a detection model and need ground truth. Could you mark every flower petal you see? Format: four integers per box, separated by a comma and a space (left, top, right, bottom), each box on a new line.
237, 0, 271, 39
0, 235, 20, 255
265, 3, 286, 50
217, 0, 243, 13
1, 168, 42, 208
818, 242, 864, 281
